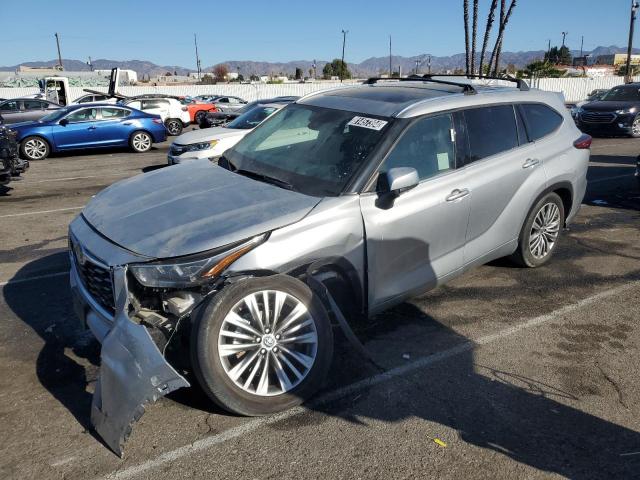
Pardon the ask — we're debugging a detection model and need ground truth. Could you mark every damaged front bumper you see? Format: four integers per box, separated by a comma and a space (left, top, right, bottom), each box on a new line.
69, 219, 191, 456
89, 268, 189, 456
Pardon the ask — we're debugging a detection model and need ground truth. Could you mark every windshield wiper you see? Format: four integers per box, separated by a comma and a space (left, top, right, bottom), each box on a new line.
235, 169, 294, 191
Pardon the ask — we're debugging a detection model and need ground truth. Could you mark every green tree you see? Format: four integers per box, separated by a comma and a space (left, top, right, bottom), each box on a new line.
524, 60, 564, 78
295, 67, 303, 80
322, 63, 334, 79
545, 46, 572, 65
325, 59, 351, 80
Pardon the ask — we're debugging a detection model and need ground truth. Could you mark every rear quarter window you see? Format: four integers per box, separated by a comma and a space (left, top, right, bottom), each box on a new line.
464, 105, 518, 162
520, 104, 563, 141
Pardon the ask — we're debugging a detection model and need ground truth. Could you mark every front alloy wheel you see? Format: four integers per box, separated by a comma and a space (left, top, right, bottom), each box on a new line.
631, 116, 640, 138
192, 275, 333, 416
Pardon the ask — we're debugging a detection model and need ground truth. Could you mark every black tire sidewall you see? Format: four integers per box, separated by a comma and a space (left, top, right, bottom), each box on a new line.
165, 118, 183, 136
20, 136, 49, 160
195, 111, 206, 123
632, 116, 640, 138
519, 192, 565, 267
191, 275, 334, 416
129, 131, 152, 153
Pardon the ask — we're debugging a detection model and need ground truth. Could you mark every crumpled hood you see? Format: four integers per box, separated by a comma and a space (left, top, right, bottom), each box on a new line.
173, 126, 247, 145
82, 160, 321, 258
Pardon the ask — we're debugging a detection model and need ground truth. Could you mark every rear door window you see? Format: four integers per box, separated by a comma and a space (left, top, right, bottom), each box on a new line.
24, 100, 46, 110
100, 107, 129, 120
520, 104, 563, 141
464, 105, 518, 162
0, 101, 19, 112
381, 113, 455, 181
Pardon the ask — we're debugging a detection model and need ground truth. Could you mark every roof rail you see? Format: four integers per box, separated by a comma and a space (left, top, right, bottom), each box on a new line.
421, 74, 530, 91
363, 76, 477, 95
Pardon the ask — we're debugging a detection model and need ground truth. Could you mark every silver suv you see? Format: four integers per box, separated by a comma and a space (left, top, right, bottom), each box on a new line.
68, 76, 591, 454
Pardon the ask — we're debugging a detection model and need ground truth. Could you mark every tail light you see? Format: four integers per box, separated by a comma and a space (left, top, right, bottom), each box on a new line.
152, 118, 163, 125
181, 106, 188, 112
573, 134, 592, 149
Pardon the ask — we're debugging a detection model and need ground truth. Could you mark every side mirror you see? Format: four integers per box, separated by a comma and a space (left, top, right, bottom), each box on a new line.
378, 167, 419, 197
59, 118, 69, 126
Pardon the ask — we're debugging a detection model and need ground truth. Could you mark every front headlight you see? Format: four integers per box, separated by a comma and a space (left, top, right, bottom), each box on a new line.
130, 234, 266, 288
615, 107, 637, 115
184, 140, 218, 152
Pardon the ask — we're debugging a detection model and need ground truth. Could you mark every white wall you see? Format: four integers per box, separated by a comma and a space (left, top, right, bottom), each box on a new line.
2, 76, 639, 104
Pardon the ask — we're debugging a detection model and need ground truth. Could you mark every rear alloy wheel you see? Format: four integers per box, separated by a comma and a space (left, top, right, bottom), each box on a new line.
191, 275, 333, 416
130, 131, 152, 153
511, 192, 565, 268
165, 118, 183, 136
631, 116, 640, 138
20, 136, 50, 161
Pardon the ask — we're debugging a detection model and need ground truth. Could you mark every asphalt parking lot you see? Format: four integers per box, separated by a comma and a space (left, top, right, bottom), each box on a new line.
0, 135, 639, 480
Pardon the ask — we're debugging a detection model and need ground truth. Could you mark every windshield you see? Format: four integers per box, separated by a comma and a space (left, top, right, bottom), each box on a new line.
40, 108, 69, 122
226, 104, 391, 197
226, 105, 278, 130
601, 86, 640, 102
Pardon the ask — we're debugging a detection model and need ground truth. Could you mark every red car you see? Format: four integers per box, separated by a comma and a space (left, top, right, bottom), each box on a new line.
179, 98, 218, 124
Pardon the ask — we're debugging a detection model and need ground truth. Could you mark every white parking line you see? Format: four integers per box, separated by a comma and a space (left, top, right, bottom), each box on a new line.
102, 280, 639, 480
0, 206, 83, 219
0, 271, 68, 287
588, 174, 633, 184
24, 173, 131, 184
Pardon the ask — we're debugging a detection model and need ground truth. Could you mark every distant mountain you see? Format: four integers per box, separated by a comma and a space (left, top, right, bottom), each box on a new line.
2, 46, 638, 78
0, 59, 192, 77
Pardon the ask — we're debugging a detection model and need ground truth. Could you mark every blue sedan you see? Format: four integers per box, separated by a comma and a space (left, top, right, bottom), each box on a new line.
9, 104, 167, 161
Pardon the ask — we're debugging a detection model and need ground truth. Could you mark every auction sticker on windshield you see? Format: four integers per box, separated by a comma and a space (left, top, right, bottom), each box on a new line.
347, 116, 388, 131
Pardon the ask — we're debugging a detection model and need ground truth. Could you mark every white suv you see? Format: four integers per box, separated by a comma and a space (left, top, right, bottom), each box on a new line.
120, 96, 191, 135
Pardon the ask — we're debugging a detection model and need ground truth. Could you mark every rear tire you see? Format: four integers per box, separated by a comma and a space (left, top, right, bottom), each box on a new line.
20, 136, 50, 161
165, 118, 183, 136
510, 192, 565, 268
630, 116, 640, 138
191, 275, 333, 416
129, 131, 153, 153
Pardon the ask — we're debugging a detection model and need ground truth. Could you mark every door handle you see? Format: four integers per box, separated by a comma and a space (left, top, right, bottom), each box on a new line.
87, 126, 97, 130
522, 158, 540, 169
122, 122, 132, 125
446, 188, 470, 202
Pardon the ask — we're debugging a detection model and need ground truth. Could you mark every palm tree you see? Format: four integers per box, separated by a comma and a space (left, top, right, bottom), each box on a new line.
478, 0, 499, 77
464, 0, 471, 74
490, 0, 517, 75
470, 0, 479, 74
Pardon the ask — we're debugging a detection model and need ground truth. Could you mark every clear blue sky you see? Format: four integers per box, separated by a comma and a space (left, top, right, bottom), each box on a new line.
0, 0, 636, 67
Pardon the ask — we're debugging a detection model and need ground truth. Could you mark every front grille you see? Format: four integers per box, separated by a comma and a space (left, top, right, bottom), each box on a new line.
71, 239, 115, 314
581, 111, 616, 124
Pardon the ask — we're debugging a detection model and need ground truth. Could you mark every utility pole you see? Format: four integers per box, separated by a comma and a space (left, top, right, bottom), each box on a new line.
428, 55, 432, 74
547, 39, 551, 61
54, 32, 63, 70
194, 34, 202, 81
340, 29, 348, 82
561, 31, 568, 48
580, 35, 584, 57
87, 56, 93, 71
389, 35, 392, 77
625, 1, 639, 83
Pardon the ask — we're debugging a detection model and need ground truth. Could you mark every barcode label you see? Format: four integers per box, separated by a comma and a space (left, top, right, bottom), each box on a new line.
347, 116, 388, 131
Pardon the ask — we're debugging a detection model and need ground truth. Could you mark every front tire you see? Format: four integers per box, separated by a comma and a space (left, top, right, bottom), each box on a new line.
511, 192, 565, 268
191, 275, 333, 416
129, 131, 153, 153
165, 118, 183, 136
20, 136, 50, 161
195, 110, 207, 124
631, 116, 640, 138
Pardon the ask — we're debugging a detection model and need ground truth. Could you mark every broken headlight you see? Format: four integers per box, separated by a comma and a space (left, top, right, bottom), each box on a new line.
129, 234, 266, 288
